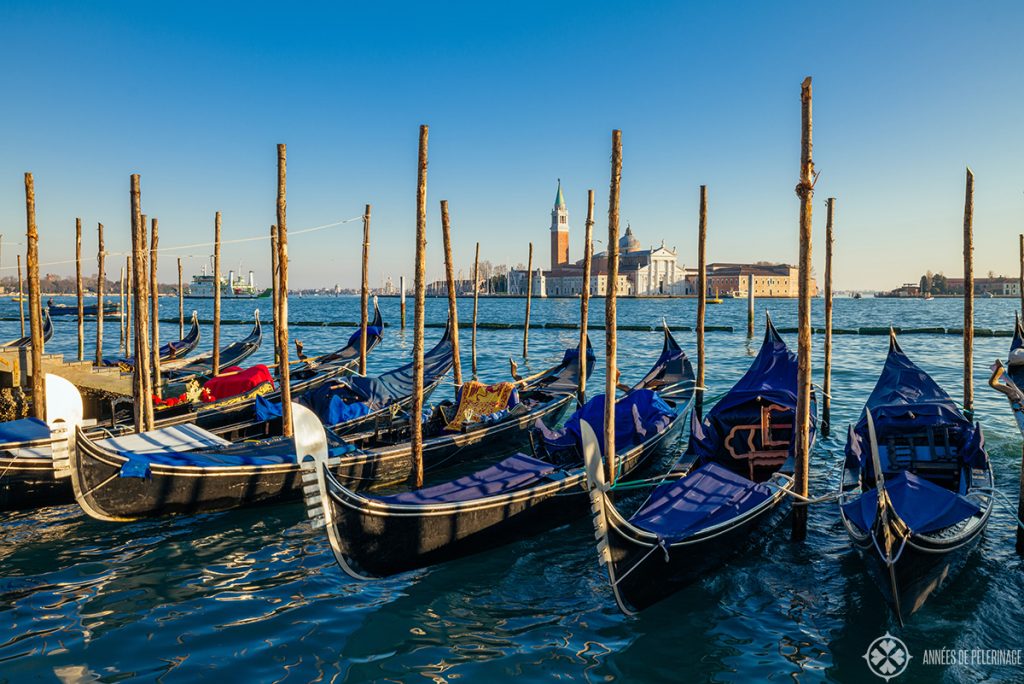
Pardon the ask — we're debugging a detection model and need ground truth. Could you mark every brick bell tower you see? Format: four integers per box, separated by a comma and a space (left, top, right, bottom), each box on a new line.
550, 179, 569, 270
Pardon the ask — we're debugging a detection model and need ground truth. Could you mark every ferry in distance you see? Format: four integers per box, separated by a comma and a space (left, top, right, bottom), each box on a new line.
186, 266, 270, 299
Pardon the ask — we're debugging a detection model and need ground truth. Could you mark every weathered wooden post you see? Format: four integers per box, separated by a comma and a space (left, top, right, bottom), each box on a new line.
17, 255, 24, 337
276, 144, 293, 437
523, 242, 533, 358
822, 198, 836, 438
746, 273, 755, 338
1018, 233, 1024, 319
24, 174, 44, 419
119, 262, 126, 354
177, 257, 184, 339
126, 257, 133, 356
440, 200, 462, 385
95, 222, 105, 365
400, 275, 406, 330
792, 76, 815, 542
150, 218, 161, 398
131, 193, 154, 432
963, 167, 974, 417
695, 185, 708, 418
579, 189, 595, 404
212, 211, 222, 376
271, 225, 280, 369
76, 218, 84, 361
411, 125, 428, 488
605, 130, 622, 485
359, 204, 371, 375
471, 242, 480, 377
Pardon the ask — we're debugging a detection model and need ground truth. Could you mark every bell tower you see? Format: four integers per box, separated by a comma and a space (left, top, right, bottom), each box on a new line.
550, 179, 569, 270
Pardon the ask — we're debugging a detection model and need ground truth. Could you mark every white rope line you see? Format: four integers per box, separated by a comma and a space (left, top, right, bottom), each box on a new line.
0, 216, 362, 273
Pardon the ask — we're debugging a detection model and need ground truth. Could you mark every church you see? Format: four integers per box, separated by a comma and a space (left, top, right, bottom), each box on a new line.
508, 181, 691, 297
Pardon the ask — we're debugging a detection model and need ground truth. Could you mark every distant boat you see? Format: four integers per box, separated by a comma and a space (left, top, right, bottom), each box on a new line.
853, 292, 863, 300
922, 294, 934, 301
186, 266, 269, 299
48, 298, 122, 317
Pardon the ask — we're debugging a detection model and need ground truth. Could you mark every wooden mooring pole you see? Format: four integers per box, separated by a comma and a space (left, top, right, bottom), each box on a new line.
212, 211, 222, 377
440, 200, 461, 385
150, 218, 161, 398
792, 76, 815, 542
95, 222, 105, 365
24, 173, 44, 419
695, 185, 708, 418
76, 218, 84, 361
523, 242, 533, 358
17, 255, 24, 337
605, 130, 622, 485
471, 242, 480, 378
119, 262, 126, 354
276, 144, 293, 437
177, 257, 184, 339
400, 275, 406, 330
822, 198, 835, 438
359, 204, 371, 376
746, 273, 755, 338
271, 225, 280, 369
963, 167, 974, 417
130, 177, 154, 432
411, 125, 428, 488
579, 189, 595, 404
1018, 233, 1023, 319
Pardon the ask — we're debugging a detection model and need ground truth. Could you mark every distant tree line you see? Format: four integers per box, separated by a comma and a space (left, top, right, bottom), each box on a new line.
0, 274, 181, 295
919, 271, 949, 295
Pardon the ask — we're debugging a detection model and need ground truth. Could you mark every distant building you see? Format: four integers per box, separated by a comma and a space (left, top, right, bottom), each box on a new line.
946, 277, 1019, 296
696, 263, 815, 298
509, 182, 690, 297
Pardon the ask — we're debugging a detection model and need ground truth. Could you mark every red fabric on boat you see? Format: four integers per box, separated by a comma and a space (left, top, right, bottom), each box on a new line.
201, 365, 274, 402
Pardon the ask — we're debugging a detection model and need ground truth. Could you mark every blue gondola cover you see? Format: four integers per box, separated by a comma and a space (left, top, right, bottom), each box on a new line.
629, 462, 772, 541
0, 417, 49, 444
538, 389, 673, 457
841, 470, 980, 534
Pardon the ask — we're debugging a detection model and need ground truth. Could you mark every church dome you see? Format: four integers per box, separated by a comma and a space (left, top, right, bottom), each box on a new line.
619, 224, 641, 253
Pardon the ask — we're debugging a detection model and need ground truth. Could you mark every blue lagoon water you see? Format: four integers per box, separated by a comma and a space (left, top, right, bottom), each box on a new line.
2, 295, 1024, 682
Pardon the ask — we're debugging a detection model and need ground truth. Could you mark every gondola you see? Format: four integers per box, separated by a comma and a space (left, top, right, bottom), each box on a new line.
584, 315, 814, 614
267, 319, 454, 438
146, 302, 386, 437
303, 324, 694, 579
47, 298, 122, 317
161, 310, 263, 382
326, 338, 594, 487
838, 331, 993, 626
67, 322, 449, 521
99, 311, 201, 370
989, 313, 1024, 436
0, 374, 84, 510
1, 310, 53, 349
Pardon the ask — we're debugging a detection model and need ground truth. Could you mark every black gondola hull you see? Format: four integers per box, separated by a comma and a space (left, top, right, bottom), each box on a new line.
323, 407, 683, 578
605, 493, 790, 614
335, 393, 574, 488
0, 452, 70, 510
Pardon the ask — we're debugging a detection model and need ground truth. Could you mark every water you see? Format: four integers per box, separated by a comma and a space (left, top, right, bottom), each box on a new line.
3, 295, 1024, 682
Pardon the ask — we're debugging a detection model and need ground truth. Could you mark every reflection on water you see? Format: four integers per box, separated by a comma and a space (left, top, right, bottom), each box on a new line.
2, 296, 1024, 681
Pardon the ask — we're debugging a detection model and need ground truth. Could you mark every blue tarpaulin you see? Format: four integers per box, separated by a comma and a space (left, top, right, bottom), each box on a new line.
375, 454, 556, 504
688, 318, 811, 470
0, 417, 49, 444
540, 389, 674, 457
845, 337, 987, 474
841, 470, 981, 534
630, 462, 772, 541
346, 325, 383, 347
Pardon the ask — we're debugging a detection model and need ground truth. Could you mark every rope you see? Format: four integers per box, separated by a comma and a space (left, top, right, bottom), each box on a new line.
0, 215, 363, 272
973, 487, 1024, 531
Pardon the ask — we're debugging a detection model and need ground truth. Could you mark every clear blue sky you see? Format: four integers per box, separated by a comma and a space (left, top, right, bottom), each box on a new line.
1, 1, 1022, 290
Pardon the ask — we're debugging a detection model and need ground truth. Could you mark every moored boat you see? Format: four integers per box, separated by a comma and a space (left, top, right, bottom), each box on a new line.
1, 310, 53, 349
838, 331, 993, 625
303, 324, 694, 579
100, 311, 200, 370
584, 315, 813, 614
